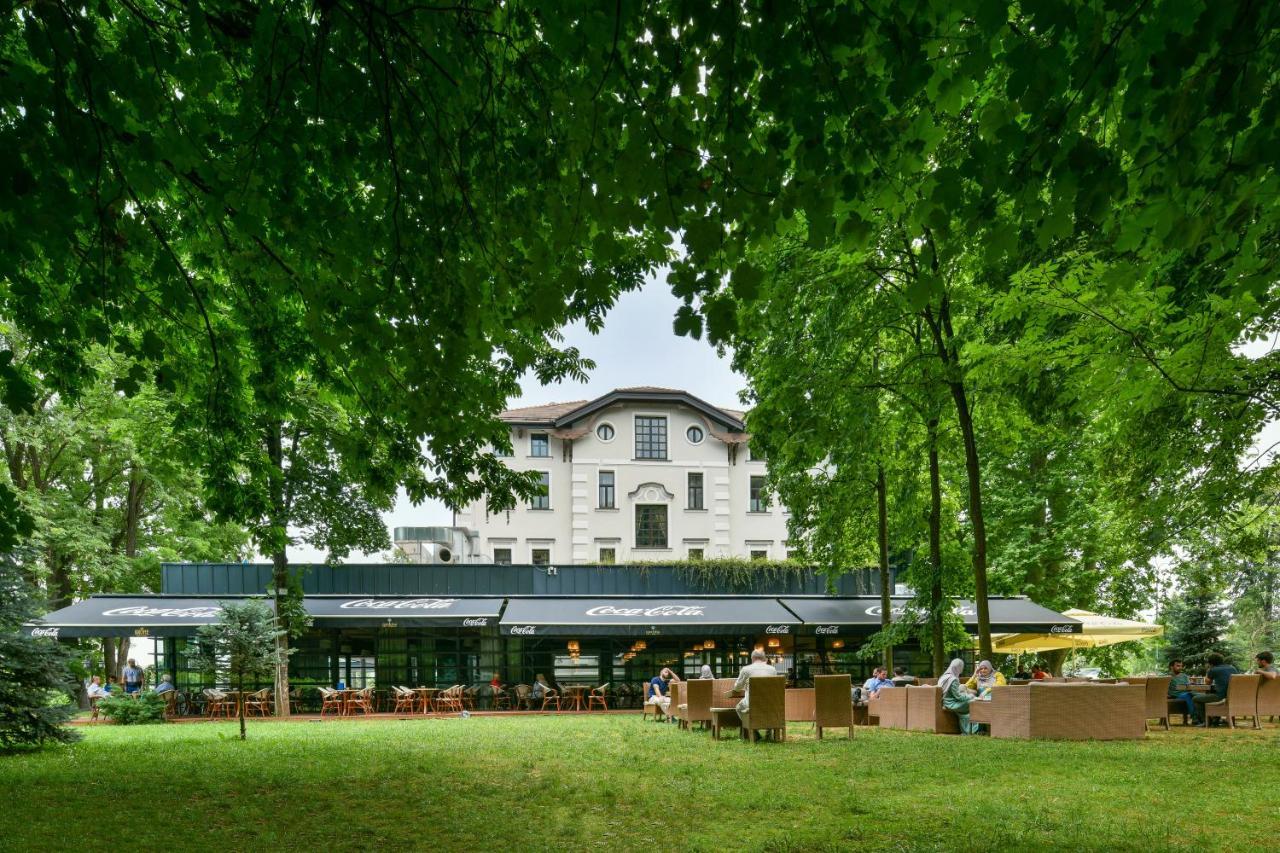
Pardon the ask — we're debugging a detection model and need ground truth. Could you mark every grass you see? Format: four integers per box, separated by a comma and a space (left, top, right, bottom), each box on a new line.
1, 715, 1276, 852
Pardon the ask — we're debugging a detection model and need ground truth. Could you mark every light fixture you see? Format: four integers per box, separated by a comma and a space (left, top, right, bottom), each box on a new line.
702, 640, 715, 649
567, 640, 580, 652
832, 640, 845, 649
767, 637, 781, 648
634, 640, 647, 650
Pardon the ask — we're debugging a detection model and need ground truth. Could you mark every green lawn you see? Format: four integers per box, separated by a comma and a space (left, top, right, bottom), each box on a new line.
2, 716, 1275, 851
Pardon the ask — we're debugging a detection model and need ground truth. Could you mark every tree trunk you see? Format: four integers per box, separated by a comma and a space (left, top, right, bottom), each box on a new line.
238, 670, 246, 740
102, 637, 132, 683
265, 422, 292, 718
876, 464, 892, 671
927, 417, 946, 678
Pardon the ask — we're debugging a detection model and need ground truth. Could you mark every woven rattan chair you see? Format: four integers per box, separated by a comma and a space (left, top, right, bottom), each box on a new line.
490, 686, 513, 711
157, 689, 178, 720
868, 688, 907, 729
540, 687, 560, 712
318, 686, 343, 717
391, 686, 417, 714
587, 683, 609, 711
204, 688, 235, 719
244, 688, 273, 717
438, 685, 465, 713
1257, 676, 1280, 723
983, 684, 1145, 739
1140, 676, 1172, 731
784, 688, 815, 726
642, 682, 664, 721
680, 679, 712, 730
1204, 674, 1261, 729
738, 676, 786, 742
814, 674, 853, 739
668, 682, 685, 726
906, 686, 961, 734
514, 684, 533, 710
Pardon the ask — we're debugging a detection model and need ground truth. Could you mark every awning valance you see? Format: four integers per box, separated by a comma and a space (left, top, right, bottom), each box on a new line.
779, 597, 1082, 636
21, 596, 264, 638
304, 597, 504, 628
499, 597, 799, 637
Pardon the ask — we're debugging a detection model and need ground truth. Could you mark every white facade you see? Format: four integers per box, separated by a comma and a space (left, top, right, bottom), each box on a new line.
462, 389, 790, 565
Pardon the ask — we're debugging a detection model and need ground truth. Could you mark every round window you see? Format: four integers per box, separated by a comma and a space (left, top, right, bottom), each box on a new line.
686, 425, 705, 445
596, 423, 615, 442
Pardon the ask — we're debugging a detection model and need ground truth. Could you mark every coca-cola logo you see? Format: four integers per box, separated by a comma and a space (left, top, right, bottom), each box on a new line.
765, 625, 790, 634
508, 625, 537, 635
338, 598, 458, 611
462, 617, 488, 627
585, 605, 706, 618
866, 604, 975, 617
30, 627, 59, 638
814, 625, 839, 635
1049, 625, 1076, 634
103, 605, 222, 619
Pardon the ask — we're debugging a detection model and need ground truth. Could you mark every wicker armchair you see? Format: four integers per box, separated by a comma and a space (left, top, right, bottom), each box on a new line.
318, 686, 343, 716
587, 683, 609, 711
814, 674, 853, 739
1138, 676, 1172, 730
540, 687, 560, 712
437, 685, 464, 713
642, 682, 664, 721
514, 684, 533, 710
739, 676, 786, 742
204, 688, 235, 719
680, 679, 712, 730
868, 688, 908, 729
1204, 674, 1261, 729
668, 682, 685, 726
244, 688, 273, 717
1257, 676, 1280, 722
906, 686, 961, 734
490, 686, 513, 711
391, 686, 417, 714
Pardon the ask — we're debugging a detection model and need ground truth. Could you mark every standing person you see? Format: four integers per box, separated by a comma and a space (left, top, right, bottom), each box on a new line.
939, 658, 980, 735
1193, 653, 1240, 726
965, 660, 1006, 696
730, 650, 780, 734
1255, 651, 1277, 680
1167, 660, 1196, 721
699, 664, 714, 679
122, 659, 144, 694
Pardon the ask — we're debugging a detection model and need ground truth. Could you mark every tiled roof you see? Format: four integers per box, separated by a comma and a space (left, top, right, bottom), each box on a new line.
615, 385, 684, 393
498, 400, 588, 423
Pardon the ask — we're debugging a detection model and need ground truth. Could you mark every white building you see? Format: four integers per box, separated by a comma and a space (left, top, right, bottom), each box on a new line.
461, 387, 790, 565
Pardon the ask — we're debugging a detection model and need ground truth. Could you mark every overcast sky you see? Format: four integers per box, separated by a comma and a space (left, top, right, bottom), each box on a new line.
288, 269, 742, 562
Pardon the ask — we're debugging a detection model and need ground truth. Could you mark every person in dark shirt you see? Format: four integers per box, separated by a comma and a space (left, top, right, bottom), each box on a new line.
1193, 653, 1240, 726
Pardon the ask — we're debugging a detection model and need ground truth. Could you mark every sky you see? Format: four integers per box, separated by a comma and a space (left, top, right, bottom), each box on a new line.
287, 269, 742, 562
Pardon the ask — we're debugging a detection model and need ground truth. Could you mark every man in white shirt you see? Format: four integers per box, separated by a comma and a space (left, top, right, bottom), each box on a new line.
730, 649, 779, 727
122, 659, 144, 694
86, 676, 108, 699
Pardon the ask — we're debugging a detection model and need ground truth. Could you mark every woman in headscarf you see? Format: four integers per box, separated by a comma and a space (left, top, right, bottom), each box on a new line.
965, 660, 1006, 696
939, 658, 980, 734
699, 664, 714, 679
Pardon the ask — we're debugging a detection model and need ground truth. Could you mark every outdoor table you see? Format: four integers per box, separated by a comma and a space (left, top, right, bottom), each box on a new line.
414, 687, 440, 714
563, 685, 589, 711
709, 706, 741, 740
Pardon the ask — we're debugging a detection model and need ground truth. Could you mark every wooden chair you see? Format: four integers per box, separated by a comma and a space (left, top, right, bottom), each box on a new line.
738, 676, 786, 742
1257, 676, 1280, 723
490, 686, 513, 710
244, 688, 273, 717
814, 674, 853, 739
514, 684, 533, 710
1140, 676, 1172, 731
157, 689, 179, 720
319, 687, 343, 717
588, 683, 609, 711
642, 682, 664, 721
204, 688, 235, 719
1205, 674, 1261, 729
680, 679, 713, 730
668, 682, 685, 727
435, 685, 463, 713
391, 686, 417, 714
463, 686, 479, 710
540, 687, 560, 711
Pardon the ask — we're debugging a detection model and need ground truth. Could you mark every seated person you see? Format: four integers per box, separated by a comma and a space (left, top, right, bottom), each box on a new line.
648, 667, 678, 718
1030, 664, 1049, 680
1193, 653, 1240, 726
730, 650, 780, 732
1013, 667, 1032, 680
531, 673, 550, 701
965, 660, 1006, 696
861, 667, 895, 699
1255, 651, 1276, 680
1167, 659, 1195, 720
890, 666, 917, 685
939, 659, 980, 735
152, 673, 176, 694
86, 675, 109, 699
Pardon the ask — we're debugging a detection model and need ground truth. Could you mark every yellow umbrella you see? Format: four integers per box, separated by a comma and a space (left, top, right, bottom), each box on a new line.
991, 609, 1163, 653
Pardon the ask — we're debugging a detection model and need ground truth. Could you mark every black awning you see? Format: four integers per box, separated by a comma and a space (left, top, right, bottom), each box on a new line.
498, 597, 799, 637
304, 597, 504, 628
780, 597, 1082, 636
21, 596, 262, 639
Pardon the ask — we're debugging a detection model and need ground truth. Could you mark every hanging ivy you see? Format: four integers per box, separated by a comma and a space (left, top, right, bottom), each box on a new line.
622, 558, 817, 592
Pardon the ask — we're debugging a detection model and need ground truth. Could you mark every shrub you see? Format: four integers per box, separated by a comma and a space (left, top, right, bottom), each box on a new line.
98, 692, 167, 725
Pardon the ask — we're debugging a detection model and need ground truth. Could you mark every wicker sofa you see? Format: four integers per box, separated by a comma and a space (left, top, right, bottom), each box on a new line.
867, 687, 908, 729
905, 686, 961, 734
972, 684, 1145, 740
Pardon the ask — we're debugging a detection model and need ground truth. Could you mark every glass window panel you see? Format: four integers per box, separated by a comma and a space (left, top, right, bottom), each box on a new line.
598, 470, 615, 509
634, 416, 667, 459
687, 472, 704, 510
530, 471, 550, 510
531, 433, 550, 457
635, 505, 668, 549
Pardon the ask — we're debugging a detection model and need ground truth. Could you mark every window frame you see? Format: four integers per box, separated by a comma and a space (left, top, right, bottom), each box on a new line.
530, 548, 551, 566
530, 471, 551, 510
530, 432, 551, 458
493, 547, 513, 565
687, 471, 705, 511
598, 470, 616, 510
595, 422, 616, 443
598, 547, 617, 565
750, 549, 768, 561
685, 424, 705, 445
634, 415, 668, 460
634, 504, 669, 549
749, 474, 768, 512
687, 547, 705, 561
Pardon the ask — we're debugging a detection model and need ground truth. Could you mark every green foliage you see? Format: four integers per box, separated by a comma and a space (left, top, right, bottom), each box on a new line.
623, 558, 814, 592
185, 598, 283, 739
97, 692, 166, 726
0, 558, 79, 750
1163, 575, 1234, 669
